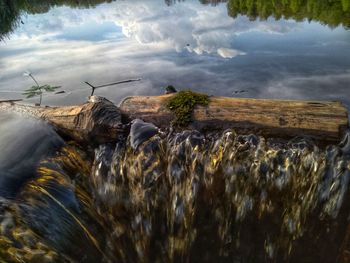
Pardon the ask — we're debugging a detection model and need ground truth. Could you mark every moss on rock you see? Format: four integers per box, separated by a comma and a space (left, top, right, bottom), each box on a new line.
165, 90, 209, 126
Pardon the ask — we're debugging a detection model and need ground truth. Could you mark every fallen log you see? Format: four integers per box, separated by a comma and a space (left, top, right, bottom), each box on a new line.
0, 95, 348, 144
120, 95, 349, 143
0, 96, 124, 144
0, 99, 23, 103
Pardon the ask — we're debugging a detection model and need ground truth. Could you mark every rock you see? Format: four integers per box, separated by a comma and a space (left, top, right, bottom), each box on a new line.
130, 119, 158, 150
165, 85, 177, 94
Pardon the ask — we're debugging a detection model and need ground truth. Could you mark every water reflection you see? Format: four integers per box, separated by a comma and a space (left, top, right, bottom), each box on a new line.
0, 0, 349, 108
0, 0, 112, 40
2, 0, 350, 39
227, 0, 350, 28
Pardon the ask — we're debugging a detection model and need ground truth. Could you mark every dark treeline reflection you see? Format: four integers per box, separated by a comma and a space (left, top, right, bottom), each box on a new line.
168, 0, 350, 28
1, 0, 350, 39
165, 0, 226, 6
0, 0, 114, 39
228, 0, 350, 28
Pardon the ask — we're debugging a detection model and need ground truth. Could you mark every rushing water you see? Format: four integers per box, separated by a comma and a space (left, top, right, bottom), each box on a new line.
0, 114, 350, 262
1, 1, 350, 262
0, 113, 63, 198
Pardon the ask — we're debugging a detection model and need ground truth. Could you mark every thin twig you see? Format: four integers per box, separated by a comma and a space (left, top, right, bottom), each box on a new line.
95, 78, 141, 89
84, 78, 142, 96
84, 81, 96, 96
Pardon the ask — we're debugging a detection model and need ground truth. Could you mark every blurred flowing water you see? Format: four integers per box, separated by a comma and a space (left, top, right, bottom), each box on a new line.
0, 114, 350, 262
0, 112, 63, 198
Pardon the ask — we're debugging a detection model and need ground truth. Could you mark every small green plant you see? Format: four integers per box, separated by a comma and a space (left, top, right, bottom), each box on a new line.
166, 89, 209, 126
23, 71, 61, 105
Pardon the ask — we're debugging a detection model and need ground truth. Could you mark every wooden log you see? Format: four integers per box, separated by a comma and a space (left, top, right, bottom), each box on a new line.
0, 95, 348, 144
0, 96, 125, 144
0, 99, 23, 103
120, 95, 349, 143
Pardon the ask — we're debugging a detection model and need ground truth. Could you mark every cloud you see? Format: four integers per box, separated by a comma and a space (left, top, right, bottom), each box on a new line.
8, 1, 299, 58
105, 1, 298, 58
217, 47, 246, 58
0, 0, 300, 87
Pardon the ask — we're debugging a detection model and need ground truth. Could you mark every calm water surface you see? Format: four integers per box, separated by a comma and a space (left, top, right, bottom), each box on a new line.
0, 0, 350, 108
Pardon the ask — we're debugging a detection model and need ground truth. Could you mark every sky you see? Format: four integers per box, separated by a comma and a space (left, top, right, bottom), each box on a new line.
0, 0, 350, 108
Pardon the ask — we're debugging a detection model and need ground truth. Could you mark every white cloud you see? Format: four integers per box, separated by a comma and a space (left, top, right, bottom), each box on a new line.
7, 1, 299, 58
0, 0, 300, 93
105, 1, 298, 58
217, 47, 246, 58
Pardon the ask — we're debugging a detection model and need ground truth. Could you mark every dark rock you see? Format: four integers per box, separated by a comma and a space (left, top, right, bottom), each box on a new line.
130, 119, 158, 150
165, 85, 177, 94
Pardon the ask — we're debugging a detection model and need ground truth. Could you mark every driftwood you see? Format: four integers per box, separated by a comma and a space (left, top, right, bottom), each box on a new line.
0, 99, 23, 103
120, 95, 349, 143
0, 95, 348, 144
0, 96, 124, 144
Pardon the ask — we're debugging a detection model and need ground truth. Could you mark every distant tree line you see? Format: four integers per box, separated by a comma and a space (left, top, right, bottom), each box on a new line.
0, 0, 20, 39
165, 0, 226, 6
160, 0, 350, 28
227, 0, 350, 28
19, 0, 115, 14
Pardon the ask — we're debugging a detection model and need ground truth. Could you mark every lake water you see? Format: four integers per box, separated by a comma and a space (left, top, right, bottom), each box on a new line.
1, 0, 350, 108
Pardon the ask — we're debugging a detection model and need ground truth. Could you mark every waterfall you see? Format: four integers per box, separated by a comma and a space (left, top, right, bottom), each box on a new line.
0, 112, 63, 199
0, 117, 349, 262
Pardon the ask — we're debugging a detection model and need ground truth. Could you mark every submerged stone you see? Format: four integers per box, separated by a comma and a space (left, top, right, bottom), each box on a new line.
165, 85, 177, 94
130, 119, 158, 150
340, 129, 350, 156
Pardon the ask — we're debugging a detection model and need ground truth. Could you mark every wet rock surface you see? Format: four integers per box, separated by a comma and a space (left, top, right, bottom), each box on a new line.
130, 119, 159, 150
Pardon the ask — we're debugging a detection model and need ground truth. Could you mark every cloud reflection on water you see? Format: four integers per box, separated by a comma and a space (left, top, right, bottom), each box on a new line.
0, 0, 349, 108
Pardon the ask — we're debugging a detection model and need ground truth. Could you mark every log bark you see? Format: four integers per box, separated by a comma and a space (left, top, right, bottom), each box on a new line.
0, 96, 124, 144
0, 95, 348, 144
120, 95, 349, 143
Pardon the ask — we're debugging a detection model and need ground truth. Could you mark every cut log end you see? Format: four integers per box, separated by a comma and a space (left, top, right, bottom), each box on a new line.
0, 97, 126, 145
